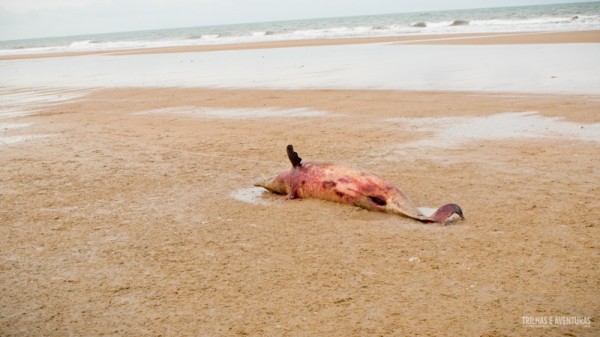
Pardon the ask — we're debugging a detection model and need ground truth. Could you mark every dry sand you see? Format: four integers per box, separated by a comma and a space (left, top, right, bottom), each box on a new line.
1, 33, 599, 336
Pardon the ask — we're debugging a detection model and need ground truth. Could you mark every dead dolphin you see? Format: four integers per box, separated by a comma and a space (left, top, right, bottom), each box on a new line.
255, 145, 464, 225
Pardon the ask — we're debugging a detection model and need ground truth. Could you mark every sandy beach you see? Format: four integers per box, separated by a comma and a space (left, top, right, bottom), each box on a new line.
1, 31, 599, 336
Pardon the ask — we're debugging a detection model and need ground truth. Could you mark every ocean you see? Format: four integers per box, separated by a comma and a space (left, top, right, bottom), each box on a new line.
0, 1, 599, 55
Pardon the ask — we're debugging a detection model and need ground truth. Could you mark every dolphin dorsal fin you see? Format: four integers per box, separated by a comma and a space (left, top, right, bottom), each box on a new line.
286, 144, 302, 167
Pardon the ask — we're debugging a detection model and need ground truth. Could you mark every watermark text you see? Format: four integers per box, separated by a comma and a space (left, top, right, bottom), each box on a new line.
522, 316, 591, 328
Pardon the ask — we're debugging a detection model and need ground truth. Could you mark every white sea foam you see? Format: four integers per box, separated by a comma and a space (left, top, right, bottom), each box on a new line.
69, 40, 95, 48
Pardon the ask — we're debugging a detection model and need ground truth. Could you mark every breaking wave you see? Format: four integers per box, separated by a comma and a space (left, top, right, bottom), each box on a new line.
1, 2, 598, 55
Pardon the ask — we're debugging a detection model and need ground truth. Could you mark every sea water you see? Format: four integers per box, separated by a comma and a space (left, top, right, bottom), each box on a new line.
0, 2, 599, 56
1, 43, 598, 94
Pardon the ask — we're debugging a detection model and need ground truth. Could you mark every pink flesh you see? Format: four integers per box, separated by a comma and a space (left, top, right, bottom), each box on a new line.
264, 162, 421, 216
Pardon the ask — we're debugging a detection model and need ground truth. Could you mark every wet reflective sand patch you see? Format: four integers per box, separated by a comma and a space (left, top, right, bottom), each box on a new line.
231, 187, 274, 205
0, 87, 87, 118
134, 106, 327, 118
389, 111, 600, 149
0, 123, 51, 146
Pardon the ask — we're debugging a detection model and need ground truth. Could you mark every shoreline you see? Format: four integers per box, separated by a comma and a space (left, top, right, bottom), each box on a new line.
1, 30, 599, 61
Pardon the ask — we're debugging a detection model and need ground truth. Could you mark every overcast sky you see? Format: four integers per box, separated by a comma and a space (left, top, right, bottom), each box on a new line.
0, 0, 588, 41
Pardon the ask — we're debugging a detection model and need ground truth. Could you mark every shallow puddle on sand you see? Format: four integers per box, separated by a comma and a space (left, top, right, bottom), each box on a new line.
231, 187, 274, 205
389, 111, 600, 149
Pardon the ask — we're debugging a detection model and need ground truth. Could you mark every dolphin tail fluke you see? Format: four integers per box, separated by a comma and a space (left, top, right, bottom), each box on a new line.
426, 203, 464, 225
387, 196, 464, 225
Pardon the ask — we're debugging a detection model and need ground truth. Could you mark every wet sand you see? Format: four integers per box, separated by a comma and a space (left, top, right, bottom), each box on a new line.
1, 32, 599, 336
1, 30, 599, 61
